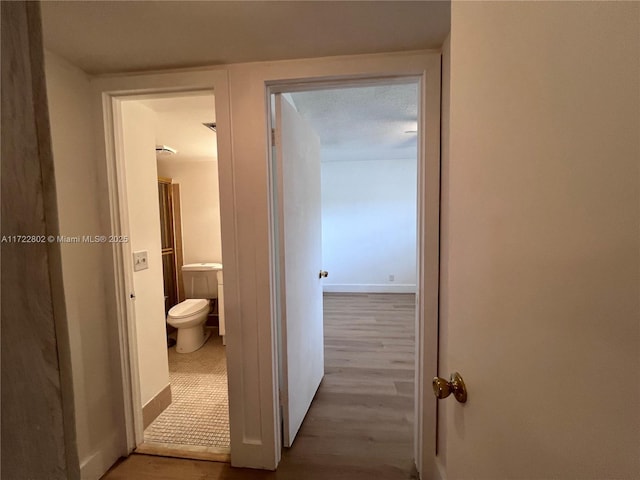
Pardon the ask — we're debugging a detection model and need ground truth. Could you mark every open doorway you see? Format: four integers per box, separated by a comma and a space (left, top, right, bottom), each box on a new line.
270, 81, 419, 474
117, 92, 230, 461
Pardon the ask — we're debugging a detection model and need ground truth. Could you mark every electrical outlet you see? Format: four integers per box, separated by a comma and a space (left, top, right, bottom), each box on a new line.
388, 274, 395, 282
133, 251, 149, 272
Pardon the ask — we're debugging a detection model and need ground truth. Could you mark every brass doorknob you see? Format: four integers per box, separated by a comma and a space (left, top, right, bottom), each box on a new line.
319, 270, 328, 278
432, 372, 467, 403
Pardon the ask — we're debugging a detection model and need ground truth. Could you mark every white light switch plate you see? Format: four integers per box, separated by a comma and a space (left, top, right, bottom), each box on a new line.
133, 250, 149, 272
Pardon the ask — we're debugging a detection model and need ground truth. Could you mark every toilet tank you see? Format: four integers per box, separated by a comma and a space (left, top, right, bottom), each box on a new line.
181, 263, 222, 299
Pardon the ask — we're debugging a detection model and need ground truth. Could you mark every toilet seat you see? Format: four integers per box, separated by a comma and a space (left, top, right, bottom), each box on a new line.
168, 298, 209, 319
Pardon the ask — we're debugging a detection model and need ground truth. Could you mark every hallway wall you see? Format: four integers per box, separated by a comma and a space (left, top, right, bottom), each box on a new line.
45, 51, 124, 479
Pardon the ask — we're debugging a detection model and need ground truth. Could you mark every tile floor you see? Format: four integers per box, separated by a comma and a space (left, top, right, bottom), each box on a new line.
143, 330, 230, 450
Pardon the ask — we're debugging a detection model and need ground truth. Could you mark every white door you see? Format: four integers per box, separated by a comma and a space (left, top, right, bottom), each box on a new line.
274, 93, 324, 447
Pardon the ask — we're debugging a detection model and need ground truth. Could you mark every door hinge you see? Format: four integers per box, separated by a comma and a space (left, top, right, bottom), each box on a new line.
271, 128, 276, 146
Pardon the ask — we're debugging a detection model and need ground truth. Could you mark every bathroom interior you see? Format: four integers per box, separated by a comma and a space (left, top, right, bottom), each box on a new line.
119, 92, 229, 459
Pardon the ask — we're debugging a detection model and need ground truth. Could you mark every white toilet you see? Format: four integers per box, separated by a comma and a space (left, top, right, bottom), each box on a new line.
167, 262, 223, 353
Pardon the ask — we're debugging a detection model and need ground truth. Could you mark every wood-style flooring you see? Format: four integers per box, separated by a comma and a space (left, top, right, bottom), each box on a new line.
102, 293, 416, 480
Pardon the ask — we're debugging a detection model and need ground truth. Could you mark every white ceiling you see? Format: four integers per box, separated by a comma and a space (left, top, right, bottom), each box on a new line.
138, 93, 217, 163
136, 84, 416, 165
41, 1, 450, 75
291, 83, 418, 162
42, 2, 441, 163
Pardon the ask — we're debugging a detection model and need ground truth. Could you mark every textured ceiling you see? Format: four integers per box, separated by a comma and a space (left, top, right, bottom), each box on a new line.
139, 93, 217, 163
41, 1, 450, 75
136, 84, 417, 165
291, 83, 419, 162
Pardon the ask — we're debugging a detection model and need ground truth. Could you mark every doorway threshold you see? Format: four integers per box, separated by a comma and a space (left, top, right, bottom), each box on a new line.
135, 441, 230, 463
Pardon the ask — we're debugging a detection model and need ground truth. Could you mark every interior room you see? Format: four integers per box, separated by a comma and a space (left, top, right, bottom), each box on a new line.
119, 92, 230, 459
292, 84, 419, 295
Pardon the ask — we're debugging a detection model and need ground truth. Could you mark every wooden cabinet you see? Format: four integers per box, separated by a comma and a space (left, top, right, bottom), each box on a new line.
158, 178, 184, 313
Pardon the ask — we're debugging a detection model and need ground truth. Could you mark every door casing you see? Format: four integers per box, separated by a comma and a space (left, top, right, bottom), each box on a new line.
92, 70, 235, 455
265, 58, 440, 476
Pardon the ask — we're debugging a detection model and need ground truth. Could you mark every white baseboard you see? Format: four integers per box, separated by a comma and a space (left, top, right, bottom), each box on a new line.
80, 431, 123, 480
142, 383, 172, 429
323, 284, 417, 294
435, 457, 447, 480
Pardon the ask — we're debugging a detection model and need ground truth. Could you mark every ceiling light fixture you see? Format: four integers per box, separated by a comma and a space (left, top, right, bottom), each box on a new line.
203, 122, 217, 132
155, 145, 177, 155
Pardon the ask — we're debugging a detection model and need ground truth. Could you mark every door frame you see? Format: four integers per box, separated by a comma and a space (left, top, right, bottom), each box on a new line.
264, 58, 441, 477
91, 69, 237, 454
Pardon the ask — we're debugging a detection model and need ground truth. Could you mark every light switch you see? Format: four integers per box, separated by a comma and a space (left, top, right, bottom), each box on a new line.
133, 250, 149, 272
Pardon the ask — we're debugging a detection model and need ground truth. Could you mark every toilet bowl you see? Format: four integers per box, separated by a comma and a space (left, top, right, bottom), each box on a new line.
168, 262, 223, 353
167, 298, 211, 353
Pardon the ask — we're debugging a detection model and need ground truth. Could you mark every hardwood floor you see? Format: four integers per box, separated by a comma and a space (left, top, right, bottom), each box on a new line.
102, 293, 416, 480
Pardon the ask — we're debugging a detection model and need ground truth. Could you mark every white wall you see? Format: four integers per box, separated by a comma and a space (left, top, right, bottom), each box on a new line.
440, 2, 640, 479
45, 52, 125, 479
121, 101, 170, 407
157, 159, 222, 264
321, 158, 417, 293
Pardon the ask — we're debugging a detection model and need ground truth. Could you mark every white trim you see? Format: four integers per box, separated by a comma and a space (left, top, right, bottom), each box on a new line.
79, 431, 122, 480
100, 93, 141, 452
434, 457, 447, 480
414, 54, 441, 480
142, 383, 172, 429
322, 284, 417, 294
